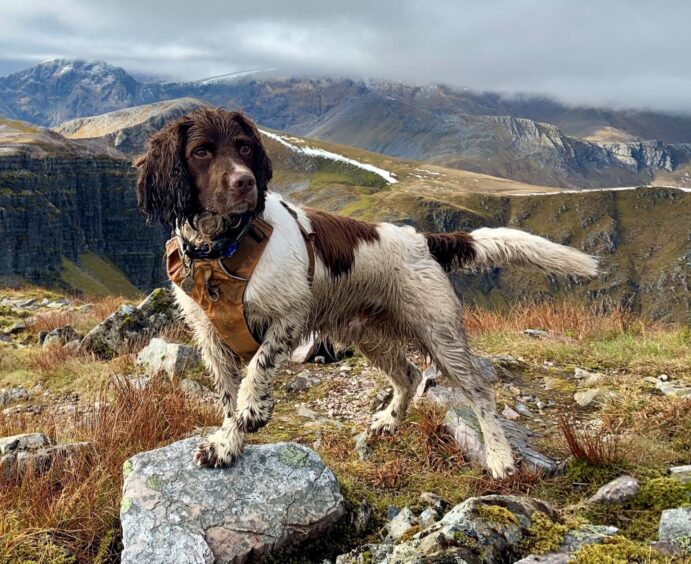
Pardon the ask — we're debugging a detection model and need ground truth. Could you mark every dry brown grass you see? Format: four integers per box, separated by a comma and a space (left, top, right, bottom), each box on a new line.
463, 302, 649, 341
0, 378, 218, 562
559, 416, 628, 467
29, 311, 78, 335
27, 343, 74, 373
411, 404, 466, 473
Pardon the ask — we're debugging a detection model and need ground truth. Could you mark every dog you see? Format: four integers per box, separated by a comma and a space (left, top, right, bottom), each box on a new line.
135, 108, 597, 479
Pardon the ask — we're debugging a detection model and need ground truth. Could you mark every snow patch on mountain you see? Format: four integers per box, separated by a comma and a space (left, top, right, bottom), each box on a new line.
260, 129, 398, 184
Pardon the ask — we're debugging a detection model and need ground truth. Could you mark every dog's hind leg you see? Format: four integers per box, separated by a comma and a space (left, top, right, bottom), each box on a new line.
422, 323, 514, 479
359, 343, 422, 435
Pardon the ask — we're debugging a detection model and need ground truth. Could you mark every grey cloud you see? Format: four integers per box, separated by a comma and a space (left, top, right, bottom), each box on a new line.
1, 0, 690, 112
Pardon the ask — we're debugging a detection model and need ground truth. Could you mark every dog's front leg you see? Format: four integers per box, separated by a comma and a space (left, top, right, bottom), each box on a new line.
236, 320, 298, 433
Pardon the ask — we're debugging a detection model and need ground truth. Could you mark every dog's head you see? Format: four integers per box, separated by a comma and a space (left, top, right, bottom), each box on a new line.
135, 108, 272, 229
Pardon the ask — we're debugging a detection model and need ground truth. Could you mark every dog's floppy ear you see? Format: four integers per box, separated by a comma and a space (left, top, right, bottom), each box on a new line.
135, 116, 194, 229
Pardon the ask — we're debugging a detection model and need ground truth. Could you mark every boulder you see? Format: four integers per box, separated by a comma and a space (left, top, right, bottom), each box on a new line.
656, 380, 691, 398
121, 438, 345, 563
43, 325, 81, 347
136, 338, 201, 378
386, 507, 417, 541
445, 405, 562, 475
81, 288, 178, 358
587, 475, 640, 504
285, 371, 322, 393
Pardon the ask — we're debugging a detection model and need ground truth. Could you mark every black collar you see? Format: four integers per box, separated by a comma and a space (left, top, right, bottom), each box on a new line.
180, 213, 254, 261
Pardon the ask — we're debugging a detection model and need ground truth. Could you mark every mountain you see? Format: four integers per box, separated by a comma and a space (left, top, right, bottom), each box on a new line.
3, 60, 691, 189
53, 99, 691, 321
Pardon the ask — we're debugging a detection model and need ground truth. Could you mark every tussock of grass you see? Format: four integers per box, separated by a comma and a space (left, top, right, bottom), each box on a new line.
0, 379, 218, 563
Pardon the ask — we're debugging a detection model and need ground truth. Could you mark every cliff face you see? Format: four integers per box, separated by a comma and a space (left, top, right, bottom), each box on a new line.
0, 121, 167, 292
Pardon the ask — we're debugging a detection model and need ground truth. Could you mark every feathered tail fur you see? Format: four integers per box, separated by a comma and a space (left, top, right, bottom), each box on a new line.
425, 227, 598, 277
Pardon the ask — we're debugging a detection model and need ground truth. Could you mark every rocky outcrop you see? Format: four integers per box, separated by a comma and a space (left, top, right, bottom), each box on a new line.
121, 438, 345, 563
136, 338, 201, 378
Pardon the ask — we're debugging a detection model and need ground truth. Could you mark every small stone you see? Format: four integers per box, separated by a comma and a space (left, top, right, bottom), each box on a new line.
574, 388, 615, 407
418, 507, 441, 528
0, 432, 50, 455
579, 373, 605, 389
43, 325, 81, 347
574, 367, 602, 381
658, 507, 691, 546
523, 329, 550, 338
386, 506, 416, 541
559, 524, 619, 552
535, 400, 546, 410
515, 403, 533, 418
658, 374, 669, 381
419, 492, 451, 510
656, 381, 691, 398
352, 500, 372, 534
0, 386, 30, 407
502, 404, 521, 421
136, 338, 201, 379
669, 465, 691, 484
314, 356, 326, 364
285, 371, 322, 392
5, 321, 27, 335
587, 475, 640, 504
339, 365, 352, 372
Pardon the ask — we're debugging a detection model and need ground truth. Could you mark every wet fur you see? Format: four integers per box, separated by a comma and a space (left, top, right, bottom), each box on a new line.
136, 108, 598, 479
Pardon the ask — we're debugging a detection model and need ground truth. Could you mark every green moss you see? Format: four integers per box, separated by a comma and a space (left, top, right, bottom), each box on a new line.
523, 511, 569, 555
477, 504, 519, 527
123, 460, 133, 479
120, 497, 133, 514
362, 549, 372, 564
570, 535, 664, 564
452, 530, 482, 552
565, 459, 625, 487
633, 477, 691, 510
93, 528, 116, 564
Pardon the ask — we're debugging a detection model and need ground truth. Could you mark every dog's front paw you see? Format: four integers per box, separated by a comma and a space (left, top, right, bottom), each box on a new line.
194, 431, 244, 469
236, 395, 274, 433
369, 409, 400, 435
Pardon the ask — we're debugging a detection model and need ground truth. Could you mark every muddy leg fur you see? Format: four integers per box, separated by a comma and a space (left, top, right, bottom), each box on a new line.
360, 343, 422, 435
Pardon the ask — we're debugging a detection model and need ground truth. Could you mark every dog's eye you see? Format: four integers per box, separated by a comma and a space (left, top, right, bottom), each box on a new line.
193, 147, 210, 158
238, 144, 252, 157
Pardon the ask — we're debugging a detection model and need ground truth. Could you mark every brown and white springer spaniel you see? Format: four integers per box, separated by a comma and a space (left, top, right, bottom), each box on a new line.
135, 108, 598, 479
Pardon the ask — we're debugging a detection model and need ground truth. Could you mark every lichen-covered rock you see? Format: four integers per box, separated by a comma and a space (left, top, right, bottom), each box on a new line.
339, 495, 557, 564
81, 288, 178, 358
0, 386, 30, 407
136, 338, 201, 378
386, 506, 417, 541
670, 465, 691, 484
0, 441, 92, 480
658, 507, 691, 548
587, 475, 640, 504
121, 438, 345, 563
0, 432, 50, 455
43, 325, 81, 347
573, 387, 616, 407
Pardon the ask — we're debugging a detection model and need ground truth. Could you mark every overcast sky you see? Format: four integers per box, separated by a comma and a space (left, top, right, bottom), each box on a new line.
2, 0, 690, 113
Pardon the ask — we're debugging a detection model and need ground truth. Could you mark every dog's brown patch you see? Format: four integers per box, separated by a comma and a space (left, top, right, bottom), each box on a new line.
424, 232, 477, 270
305, 210, 380, 277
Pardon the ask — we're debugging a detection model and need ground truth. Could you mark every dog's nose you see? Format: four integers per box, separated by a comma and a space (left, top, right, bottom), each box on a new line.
230, 172, 256, 191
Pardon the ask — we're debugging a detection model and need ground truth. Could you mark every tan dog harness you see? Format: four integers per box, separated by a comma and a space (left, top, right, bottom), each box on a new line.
166, 213, 315, 361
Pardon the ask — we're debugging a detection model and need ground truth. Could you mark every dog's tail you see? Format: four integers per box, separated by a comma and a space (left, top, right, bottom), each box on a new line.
425, 227, 598, 278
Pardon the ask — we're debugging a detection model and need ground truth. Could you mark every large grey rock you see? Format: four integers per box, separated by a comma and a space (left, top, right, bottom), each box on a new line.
121, 438, 345, 564
445, 405, 562, 475
656, 380, 691, 398
81, 288, 178, 359
386, 506, 417, 541
587, 475, 640, 504
136, 338, 201, 378
0, 432, 50, 455
43, 325, 81, 347
659, 507, 691, 546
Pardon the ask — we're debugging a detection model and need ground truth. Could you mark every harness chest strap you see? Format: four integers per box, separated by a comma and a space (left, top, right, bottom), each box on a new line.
165, 216, 314, 362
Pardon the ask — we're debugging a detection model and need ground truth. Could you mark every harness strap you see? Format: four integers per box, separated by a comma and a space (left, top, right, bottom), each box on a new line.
280, 201, 315, 286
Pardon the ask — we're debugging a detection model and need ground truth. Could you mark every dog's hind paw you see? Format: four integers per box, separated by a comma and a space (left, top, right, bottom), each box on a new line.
369, 409, 400, 435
